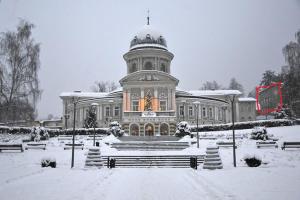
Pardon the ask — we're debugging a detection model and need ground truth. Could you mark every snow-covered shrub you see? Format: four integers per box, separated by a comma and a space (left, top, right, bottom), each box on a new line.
41, 157, 56, 168
108, 121, 124, 137
243, 154, 262, 167
175, 121, 191, 137
250, 127, 269, 140
30, 127, 50, 141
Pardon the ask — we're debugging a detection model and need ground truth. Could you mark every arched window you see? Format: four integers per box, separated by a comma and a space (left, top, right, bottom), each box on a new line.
130, 124, 139, 136
129, 63, 137, 73
144, 62, 153, 70
160, 63, 167, 72
145, 123, 154, 136
160, 123, 169, 135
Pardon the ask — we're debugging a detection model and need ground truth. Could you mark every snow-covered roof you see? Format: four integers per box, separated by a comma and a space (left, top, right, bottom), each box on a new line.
135, 24, 162, 39
59, 92, 108, 98
108, 87, 123, 94
238, 97, 256, 102
129, 43, 167, 51
130, 24, 167, 50
188, 90, 242, 96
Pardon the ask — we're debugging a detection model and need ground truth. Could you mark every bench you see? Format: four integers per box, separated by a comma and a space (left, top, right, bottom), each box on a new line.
58, 135, 75, 141
87, 135, 103, 140
216, 141, 237, 148
226, 134, 244, 140
0, 144, 23, 152
281, 142, 300, 150
22, 139, 32, 143
256, 141, 278, 148
199, 136, 217, 140
64, 143, 84, 150
25, 143, 46, 150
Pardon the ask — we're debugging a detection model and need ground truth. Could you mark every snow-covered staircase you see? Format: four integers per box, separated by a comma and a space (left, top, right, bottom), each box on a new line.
203, 146, 223, 170
85, 148, 102, 168
101, 155, 205, 168
110, 141, 190, 151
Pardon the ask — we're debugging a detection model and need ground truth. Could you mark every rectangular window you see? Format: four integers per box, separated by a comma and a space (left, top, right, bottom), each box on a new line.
132, 100, 139, 111
189, 106, 193, 116
202, 107, 207, 117
179, 106, 184, 116
114, 106, 120, 116
160, 101, 167, 111
209, 107, 213, 119
105, 106, 110, 117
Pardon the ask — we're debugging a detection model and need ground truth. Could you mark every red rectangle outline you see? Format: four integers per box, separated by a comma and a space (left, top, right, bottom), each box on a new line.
256, 82, 283, 115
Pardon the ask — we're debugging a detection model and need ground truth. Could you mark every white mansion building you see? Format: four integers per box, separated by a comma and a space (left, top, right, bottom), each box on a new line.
60, 23, 256, 136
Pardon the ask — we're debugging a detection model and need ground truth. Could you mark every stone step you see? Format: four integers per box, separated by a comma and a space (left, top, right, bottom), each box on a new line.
203, 161, 222, 165
203, 164, 223, 169
204, 157, 221, 162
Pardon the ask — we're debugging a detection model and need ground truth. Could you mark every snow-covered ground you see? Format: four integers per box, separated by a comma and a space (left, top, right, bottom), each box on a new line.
0, 125, 300, 200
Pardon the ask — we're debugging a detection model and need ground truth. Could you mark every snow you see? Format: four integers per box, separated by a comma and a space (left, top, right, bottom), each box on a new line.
188, 90, 242, 96
59, 92, 108, 98
101, 134, 121, 143
238, 97, 256, 102
1, 125, 300, 200
135, 24, 163, 40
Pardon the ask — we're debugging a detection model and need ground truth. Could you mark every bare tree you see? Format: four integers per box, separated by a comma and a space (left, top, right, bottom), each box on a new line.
0, 20, 41, 122
200, 80, 223, 90
228, 78, 244, 96
91, 81, 118, 92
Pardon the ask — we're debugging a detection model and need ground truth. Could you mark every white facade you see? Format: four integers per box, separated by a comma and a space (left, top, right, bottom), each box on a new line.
60, 23, 256, 135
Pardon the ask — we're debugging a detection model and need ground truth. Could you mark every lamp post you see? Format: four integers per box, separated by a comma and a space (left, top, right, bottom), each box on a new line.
71, 91, 81, 168
227, 92, 240, 167
91, 102, 99, 146
193, 101, 200, 148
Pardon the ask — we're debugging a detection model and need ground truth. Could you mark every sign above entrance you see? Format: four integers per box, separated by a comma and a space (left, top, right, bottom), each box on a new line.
142, 111, 156, 117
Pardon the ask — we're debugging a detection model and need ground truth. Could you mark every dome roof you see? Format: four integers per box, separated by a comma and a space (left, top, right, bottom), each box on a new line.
130, 24, 167, 51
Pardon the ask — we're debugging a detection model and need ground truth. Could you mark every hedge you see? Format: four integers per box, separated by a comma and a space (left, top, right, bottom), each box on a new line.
0, 126, 109, 137
190, 119, 294, 132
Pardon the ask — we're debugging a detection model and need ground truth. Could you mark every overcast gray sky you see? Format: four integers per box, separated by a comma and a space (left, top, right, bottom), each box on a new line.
0, 0, 300, 119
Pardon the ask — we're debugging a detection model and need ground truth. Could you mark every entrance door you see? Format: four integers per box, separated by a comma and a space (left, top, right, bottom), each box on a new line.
145, 123, 154, 136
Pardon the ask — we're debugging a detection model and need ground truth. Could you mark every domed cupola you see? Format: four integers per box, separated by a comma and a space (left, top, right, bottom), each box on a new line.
130, 24, 167, 51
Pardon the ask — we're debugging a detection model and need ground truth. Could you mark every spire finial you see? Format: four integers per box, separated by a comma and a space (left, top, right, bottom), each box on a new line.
147, 9, 150, 25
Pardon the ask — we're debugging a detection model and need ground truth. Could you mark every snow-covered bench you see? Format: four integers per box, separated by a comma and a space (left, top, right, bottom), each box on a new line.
63, 143, 84, 150
226, 134, 244, 140
256, 141, 278, 148
86, 135, 103, 140
216, 141, 237, 148
281, 142, 300, 150
58, 135, 75, 141
199, 135, 217, 140
25, 143, 46, 150
0, 144, 23, 152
